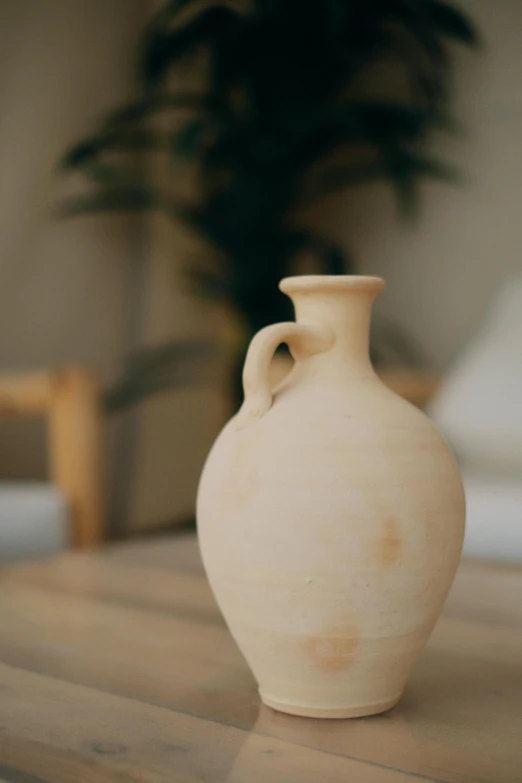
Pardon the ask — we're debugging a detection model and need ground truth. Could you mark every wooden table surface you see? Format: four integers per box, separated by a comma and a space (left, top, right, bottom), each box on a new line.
0, 534, 521, 783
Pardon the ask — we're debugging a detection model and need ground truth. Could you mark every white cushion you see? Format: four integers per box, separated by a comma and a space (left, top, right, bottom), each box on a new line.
462, 473, 522, 563
429, 277, 522, 477
0, 482, 69, 562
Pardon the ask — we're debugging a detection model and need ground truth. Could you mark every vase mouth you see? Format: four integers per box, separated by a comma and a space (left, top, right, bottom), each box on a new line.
280, 275, 385, 297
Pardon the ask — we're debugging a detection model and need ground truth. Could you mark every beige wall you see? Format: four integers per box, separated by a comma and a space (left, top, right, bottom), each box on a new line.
313, 0, 522, 369
0, 1, 147, 483
128, 216, 226, 530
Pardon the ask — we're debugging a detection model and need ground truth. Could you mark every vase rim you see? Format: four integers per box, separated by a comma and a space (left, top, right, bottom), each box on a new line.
280, 275, 385, 295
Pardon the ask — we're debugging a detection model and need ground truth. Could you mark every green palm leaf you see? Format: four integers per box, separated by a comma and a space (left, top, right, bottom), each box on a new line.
426, 0, 480, 44
303, 153, 460, 208
105, 339, 214, 413
57, 187, 161, 217
141, 6, 241, 88
62, 128, 167, 169
102, 92, 204, 128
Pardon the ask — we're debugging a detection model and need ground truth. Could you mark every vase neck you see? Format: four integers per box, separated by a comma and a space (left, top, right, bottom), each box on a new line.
280, 276, 385, 374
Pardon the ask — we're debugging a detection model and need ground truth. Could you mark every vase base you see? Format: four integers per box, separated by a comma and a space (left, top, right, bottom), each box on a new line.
260, 691, 402, 719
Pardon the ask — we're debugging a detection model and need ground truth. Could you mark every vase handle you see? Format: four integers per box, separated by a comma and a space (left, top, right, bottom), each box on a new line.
236, 322, 334, 428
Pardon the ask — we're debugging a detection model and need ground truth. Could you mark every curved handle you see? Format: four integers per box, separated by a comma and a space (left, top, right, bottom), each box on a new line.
236, 322, 334, 428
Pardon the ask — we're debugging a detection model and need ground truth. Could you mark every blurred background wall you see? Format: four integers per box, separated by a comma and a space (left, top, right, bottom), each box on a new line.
320, 0, 522, 369
1, 0, 521, 534
128, 214, 224, 532
0, 0, 146, 513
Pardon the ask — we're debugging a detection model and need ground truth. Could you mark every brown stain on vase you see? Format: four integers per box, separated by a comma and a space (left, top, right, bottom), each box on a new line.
306, 625, 359, 672
379, 519, 403, 566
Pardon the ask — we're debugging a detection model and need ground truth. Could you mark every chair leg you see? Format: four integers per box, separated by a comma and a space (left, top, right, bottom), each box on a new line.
48, 369, 105, 548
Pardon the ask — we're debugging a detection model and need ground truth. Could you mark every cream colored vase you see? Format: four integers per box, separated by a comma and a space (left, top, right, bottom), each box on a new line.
197, 275, 465, 719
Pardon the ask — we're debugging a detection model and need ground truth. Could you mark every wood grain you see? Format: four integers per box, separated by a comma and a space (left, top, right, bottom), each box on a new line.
0, 534, 521, 783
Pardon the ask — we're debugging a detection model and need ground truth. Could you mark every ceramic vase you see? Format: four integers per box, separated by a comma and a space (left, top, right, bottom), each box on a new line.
197, 275, 465, 719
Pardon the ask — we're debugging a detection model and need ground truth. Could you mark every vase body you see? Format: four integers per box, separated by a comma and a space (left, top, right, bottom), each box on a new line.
197, 275, 465, 718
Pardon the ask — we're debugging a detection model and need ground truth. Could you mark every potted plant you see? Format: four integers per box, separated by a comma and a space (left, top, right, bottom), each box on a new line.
62, 0, 478, 410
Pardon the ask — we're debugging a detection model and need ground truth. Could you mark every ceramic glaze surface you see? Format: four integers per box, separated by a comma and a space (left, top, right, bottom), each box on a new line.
197, 275, 465, 718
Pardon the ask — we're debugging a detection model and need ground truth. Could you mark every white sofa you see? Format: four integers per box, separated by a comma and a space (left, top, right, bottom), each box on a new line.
460, 474, 522, 561
430, 278, 522, 563
0, 482, 69, 562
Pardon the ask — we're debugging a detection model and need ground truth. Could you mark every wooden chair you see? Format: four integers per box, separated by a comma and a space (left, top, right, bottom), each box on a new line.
0, 368, 105, 548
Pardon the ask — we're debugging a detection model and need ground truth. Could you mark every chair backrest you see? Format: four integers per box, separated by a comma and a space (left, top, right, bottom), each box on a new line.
0, 368, 105, 548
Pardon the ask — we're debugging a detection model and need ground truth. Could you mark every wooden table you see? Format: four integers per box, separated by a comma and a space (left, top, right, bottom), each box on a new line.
0, 535, 521, 783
